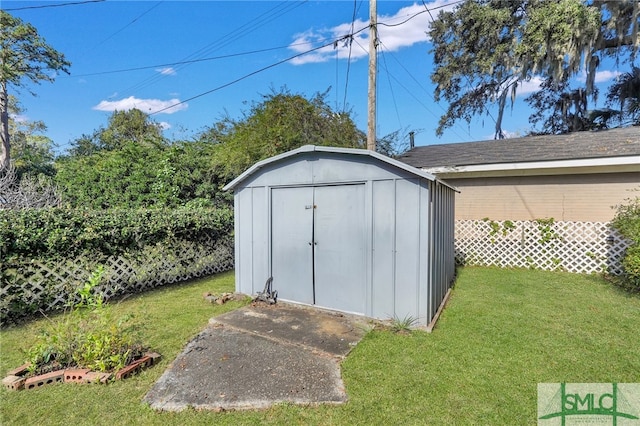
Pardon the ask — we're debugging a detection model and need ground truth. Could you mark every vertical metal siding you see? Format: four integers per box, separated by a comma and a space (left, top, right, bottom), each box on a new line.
417, 180, 431, 324
233, 189, 242, 294
251, 187, 268, 295
371, 180, 395, 319
430, 183, 440, 320
426, 181, 456, 325
235, 188, 253, 295
393, 179, 421, 320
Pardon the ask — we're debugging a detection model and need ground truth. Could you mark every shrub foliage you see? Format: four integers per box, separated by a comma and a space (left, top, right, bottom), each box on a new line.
611, 192, 640, 292
0, 207, 233, 261
1, 207, 234, 325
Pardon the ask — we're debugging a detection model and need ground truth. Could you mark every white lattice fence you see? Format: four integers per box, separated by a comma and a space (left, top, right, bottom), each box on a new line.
1, 235, 234, 325
454, 220, 629, 274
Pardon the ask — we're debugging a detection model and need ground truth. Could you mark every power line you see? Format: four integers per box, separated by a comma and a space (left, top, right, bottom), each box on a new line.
380, 49, 403, 131
340, 0, 362, 112
418, 0, 497, 138
3, 0, 104, 11
377, 40, 470, 141
91, 1, 163, 50
377, 0, 464, 28
121, 1, 307, 97
150, 35, 353, 115
67, 43, 308, 78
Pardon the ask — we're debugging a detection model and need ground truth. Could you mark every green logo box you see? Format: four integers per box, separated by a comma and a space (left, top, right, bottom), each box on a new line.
538, 383, 640, 425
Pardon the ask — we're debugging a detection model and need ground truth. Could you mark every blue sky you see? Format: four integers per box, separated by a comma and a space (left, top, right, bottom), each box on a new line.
3, 0, 628, 153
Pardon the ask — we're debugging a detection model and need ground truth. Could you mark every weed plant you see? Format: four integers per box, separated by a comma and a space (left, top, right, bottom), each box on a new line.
24, 266, 148, 376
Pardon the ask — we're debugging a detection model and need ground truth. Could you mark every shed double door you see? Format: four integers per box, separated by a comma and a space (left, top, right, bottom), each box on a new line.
271, 184, 366, 315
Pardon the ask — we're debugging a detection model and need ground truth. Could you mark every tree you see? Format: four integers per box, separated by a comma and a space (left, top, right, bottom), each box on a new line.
376, 128, 412, 158
206, 88, 365, 180
58, 108, 226, 209
0, 11, 70, 168
68, 108, 166, 156
606, 66, 640, 126
7, 95, 56, 177
526, 79, 598, 134
429, 0, 639, 137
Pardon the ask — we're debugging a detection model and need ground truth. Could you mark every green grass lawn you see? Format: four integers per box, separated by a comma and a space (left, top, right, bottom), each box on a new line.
1, 268, 638, 425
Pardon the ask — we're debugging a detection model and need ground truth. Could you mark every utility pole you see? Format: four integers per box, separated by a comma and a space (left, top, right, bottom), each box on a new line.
367, 0, 377, 151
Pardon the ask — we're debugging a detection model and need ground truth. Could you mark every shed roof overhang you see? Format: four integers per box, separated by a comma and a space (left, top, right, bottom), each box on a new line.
223, 145, 459, 191
422, 155, 640, 179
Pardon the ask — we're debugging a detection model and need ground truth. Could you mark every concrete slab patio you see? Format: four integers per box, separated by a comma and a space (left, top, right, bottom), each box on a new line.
143, 302, 373, 412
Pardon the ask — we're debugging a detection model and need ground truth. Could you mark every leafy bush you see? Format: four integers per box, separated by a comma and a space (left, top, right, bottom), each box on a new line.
611, 192, 640, 291
0, 206, 233, 261
1, 207, 234, 325
24, 267, 149, 376
56, 140, 231, 209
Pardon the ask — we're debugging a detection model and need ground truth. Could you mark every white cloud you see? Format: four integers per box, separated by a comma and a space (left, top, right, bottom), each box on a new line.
482, 129, 525, 140
501, 130, 523, 139
290, 0, 456, 65
158, 121, 171, 130
156, 67, 177, 76
593, 70, 621, 83
92, 96, 188, 114
517, 76, 544, 96
577, 69, 621, 83
514, 70, 619, 98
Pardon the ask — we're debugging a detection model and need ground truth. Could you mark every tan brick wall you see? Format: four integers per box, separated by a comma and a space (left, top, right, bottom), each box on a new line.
444, 172, 640, 221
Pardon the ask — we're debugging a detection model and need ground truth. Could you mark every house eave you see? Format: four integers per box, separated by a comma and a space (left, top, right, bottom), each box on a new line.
423, 156, 640, 179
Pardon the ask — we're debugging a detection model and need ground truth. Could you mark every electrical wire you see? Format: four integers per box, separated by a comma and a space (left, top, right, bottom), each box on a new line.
67, 42, 313, 78
377, 0, 464, 28
380, 49, 403, 131
121, 1, 307, 97
3, 0, 104, 11
91, 1, 164, 50
419, 0, 499, 138
377, 39, 471, 141
150, 34, 353, 115
340, 0, 362, 112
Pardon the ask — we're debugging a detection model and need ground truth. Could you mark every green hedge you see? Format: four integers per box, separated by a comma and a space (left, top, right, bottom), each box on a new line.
0, 207, 233, 261
1, 207, 234, 326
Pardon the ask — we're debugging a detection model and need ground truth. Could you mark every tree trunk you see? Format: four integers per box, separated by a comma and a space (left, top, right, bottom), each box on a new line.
0, 80, 10, 169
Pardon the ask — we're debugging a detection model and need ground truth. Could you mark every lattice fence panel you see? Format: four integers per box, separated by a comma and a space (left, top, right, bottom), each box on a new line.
1, 235, 234, 326
455, 220, 629, 274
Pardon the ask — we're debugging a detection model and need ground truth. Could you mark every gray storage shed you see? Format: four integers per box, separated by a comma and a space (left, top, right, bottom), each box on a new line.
223, 145, 457, 327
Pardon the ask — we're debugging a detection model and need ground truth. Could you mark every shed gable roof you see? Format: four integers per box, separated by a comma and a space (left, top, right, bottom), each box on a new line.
398, 127, 640, 169
223, 145, 454, 191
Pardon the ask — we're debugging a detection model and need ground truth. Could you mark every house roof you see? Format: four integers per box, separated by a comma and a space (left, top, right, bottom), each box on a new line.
223, 144, 456, 191
398, 127, 640, 169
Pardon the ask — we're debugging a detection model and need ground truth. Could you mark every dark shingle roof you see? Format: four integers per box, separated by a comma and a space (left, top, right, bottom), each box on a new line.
398, 127, 640, 169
